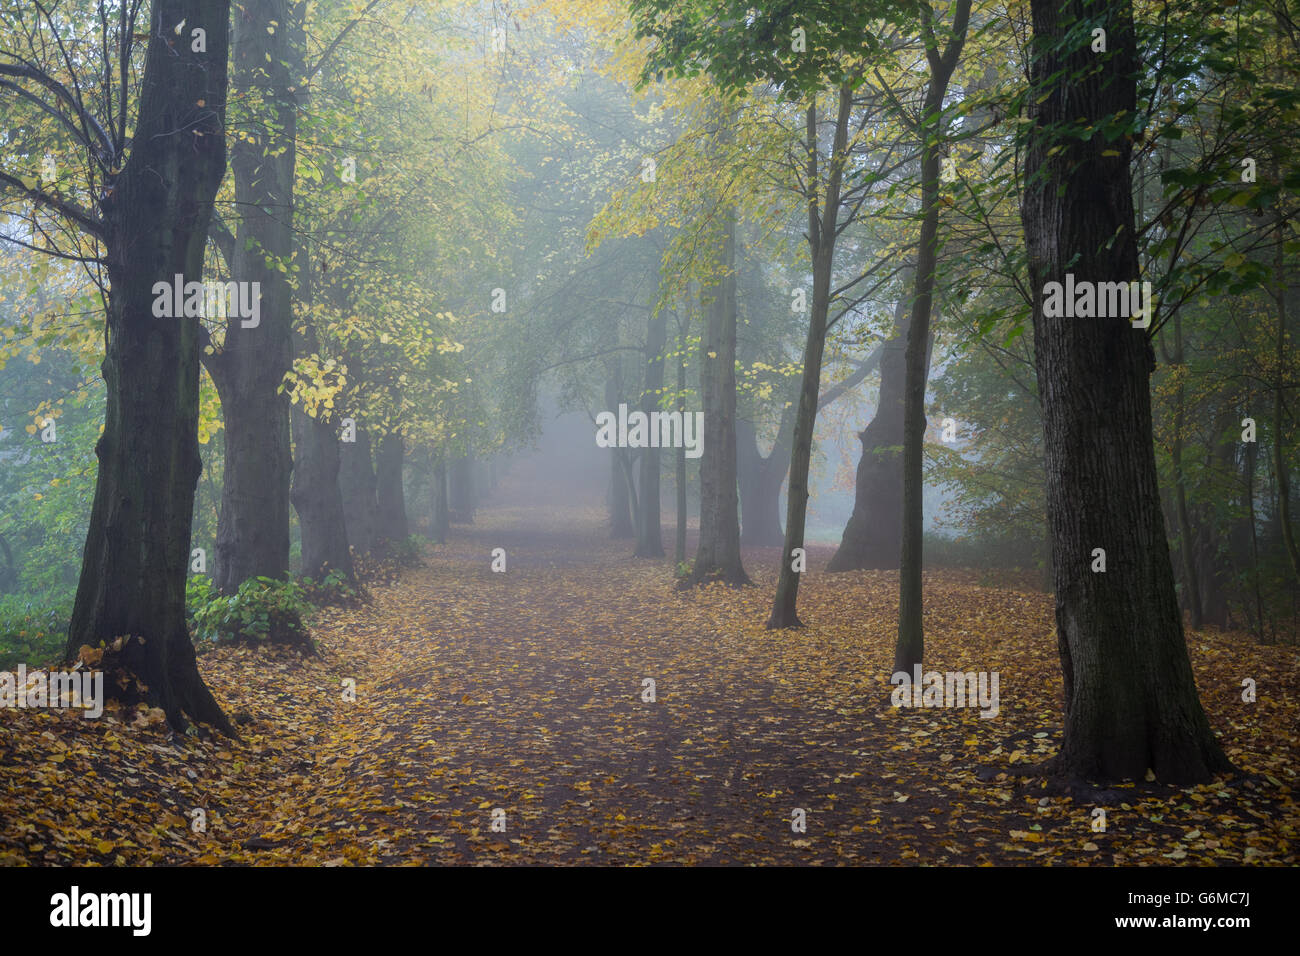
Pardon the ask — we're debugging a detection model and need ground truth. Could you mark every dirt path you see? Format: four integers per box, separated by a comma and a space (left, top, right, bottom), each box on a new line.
213, 503, 1293, 866
3, 498, 1293, 866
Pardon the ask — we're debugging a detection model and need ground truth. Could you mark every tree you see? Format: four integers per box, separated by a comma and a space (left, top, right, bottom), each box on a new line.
689, 202, 749, 584
1, 0, 236, 732
1020, 0, 1233, 782
768, 86, 854, 627
634, 306, 668, 557
827, 279, 911, 570
894, 0, 972, 671
202, 0, 302, 595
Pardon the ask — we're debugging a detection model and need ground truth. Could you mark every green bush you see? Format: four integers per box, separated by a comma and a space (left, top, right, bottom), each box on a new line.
0, 595, 70, 669
301, 567, 361, 606
393, 535, 424, 566
189, 575, 313, 649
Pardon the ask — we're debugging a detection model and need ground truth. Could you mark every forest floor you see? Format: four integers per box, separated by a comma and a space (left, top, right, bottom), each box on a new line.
1, 495, 1296, 866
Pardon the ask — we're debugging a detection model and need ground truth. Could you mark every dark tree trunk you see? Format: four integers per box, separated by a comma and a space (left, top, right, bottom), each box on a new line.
742, 335, 880, 553
635, 308, 667, 557
1271, 206, 1300, 587
1021, 0, 1232, 782
65, 0, 234, 735
828, 286, 911, 571
605, 362, 636, 539
895, 2, 970, 672
609, 449, 636, 538
449, 453, 475, 524
1195, 407, 1239, 628
1243, 432, 1268, 641
340, 428, 378, 553
1169, 312, 1203, 628
205, 0, 299, 595
675, 325, 688, 566
291, 400, 353, 583
289, 268, 354, 584
374, 432, 408, 547
687, 208, 747, 586
770, 90, 854, 628
431, 451, 450, 544
737, 418, 785, 547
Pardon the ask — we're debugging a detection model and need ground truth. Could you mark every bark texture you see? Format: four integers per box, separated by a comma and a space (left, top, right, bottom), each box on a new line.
1021, 0, 1233, 782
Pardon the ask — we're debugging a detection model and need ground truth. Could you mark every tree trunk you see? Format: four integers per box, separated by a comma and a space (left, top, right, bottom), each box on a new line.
291, 402, 353, 583
1021, 0, 1232, 782
431, 451, 450, 544
770, 90, 853, 628
1272, 206, 1300, 586
609, 449, 636, 538
448, 452, 475, 524
675, 324, 688, 566
65, 0, 234, 735
1169, 312, 1203, 628
828, 285, 911, 571
1195, 406, 1240, 628
374, 432, 408, 547
737, 418, 785, 547
1244, 429, 1269, 641
687, 207, 748, 586
205, 0, 299, 595
605, 362, 636, 539
635, 308, 667, 557
290, 285, 354, 584
895, 3, 970, 672
340, 428, 378, 553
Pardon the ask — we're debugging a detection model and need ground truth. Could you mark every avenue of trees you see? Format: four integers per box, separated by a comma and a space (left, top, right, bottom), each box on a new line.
0, 0, 1296, 786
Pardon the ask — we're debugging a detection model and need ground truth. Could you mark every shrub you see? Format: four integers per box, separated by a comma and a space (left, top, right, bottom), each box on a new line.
301, 567, 362, 606
393, 535, 424, 566
189, 575, 313, 650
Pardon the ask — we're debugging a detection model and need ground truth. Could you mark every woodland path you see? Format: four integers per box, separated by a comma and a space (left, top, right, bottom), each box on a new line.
1, 490, 1293, 866
212, 494, 1293, 866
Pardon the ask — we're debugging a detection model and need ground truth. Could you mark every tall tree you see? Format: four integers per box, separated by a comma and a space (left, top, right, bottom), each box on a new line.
0, 0, 235, 731
893, 0, 971, 672
688, 207, 749, 585
1020, 0, 1233, 781
203, 0, 301, 594
634, 307, 668, 557
286, 237, 353, 583
768, 87, 854, 627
